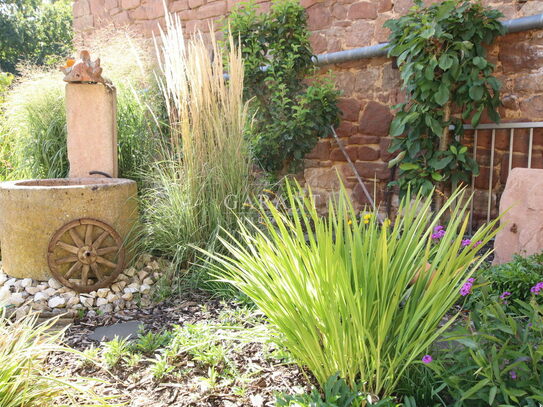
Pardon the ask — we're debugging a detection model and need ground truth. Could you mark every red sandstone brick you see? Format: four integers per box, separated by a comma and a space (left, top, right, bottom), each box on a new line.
499, 39, 543, 73
307, 4, 332, 30
337, 98, 361, 122
74, 15, 94, 30
121, 0, 139, 10
188, 0, 204, 9
520, 96, 543, 121
105, 0, 117, 9
195, 1, 227, 19
310, 33, 327, 54
354, 161, 390, 180
89, 0, 107, 17
306, 140, 331, 160
349, 135, 380, 145
112, 10, 130, 25
186, 18, 212, 33
359, 101, 392, 136
73, 0, 91, 17
330, 145, 358, 161
379, 137, 397, 161
346, 20, 374, 47
358, 146, 379, 161
335, 121, 358, 137
331, 4, 347, 19
348, 2, 377, 20
378, 0, 392, 12
353, 182, 385, 206
170, 0, 189, 12
300, 0, 323, 8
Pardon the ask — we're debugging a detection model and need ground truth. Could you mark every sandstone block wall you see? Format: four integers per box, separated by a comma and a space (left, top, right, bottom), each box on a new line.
73, 0, 543, 220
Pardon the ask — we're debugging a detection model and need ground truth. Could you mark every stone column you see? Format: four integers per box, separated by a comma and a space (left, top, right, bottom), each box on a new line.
65, 83, 118, 178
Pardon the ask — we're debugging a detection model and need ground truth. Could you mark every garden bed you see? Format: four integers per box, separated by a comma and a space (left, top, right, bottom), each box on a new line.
48, 291, 311, 407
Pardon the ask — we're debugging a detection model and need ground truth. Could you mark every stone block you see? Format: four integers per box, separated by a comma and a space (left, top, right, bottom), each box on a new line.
338, 98, 361, 122
354, 161, 390, 180
359, 101, 392, 136
494, 168, 543, 264
306, 140, 331, 160
307, 4, 332, 30
346, 20, 374, 47
358, 146, 379, 161
74, 0, 91, 18
188, 0, 204, 8
170, 0, 189, 12
196, 1, 227, 19
348, 2, 377, 20
66, 84, 118, 178
121, 0, 140, 9
112, 10, 131, 26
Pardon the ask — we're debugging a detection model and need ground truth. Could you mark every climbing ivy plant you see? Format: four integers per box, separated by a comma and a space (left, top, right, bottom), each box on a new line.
227, 0, 340, 176
385, 0, 505, 196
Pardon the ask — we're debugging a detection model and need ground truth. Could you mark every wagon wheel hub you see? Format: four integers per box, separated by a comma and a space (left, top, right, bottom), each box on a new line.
47, 218, 126, 293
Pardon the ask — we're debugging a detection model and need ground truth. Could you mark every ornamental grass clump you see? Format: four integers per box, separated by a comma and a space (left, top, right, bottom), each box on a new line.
204, 182, 499, 399
140, 13, 251, 274
0, 311, 110, 406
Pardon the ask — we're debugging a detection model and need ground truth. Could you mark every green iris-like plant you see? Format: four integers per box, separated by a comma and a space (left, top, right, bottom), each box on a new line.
202, 182, 499, 399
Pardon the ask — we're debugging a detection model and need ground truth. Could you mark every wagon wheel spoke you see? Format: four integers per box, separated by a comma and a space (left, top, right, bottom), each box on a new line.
92, 231, 109, 249
48, 218, 125, 293
96, 256, 117, 269
85, 224, 93, 246
90, 262, 105, 281
81, 264, 90, 286
65, 261, 83, 280
56, 241, 79, 255
96, 246, 119, 256
56, 255, 78, 265
69, 228, 85, 248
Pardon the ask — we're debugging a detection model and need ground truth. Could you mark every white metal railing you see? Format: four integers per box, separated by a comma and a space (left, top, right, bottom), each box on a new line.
462, 121, 543, 232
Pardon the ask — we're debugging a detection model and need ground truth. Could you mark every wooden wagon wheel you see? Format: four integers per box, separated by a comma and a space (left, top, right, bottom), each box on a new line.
47, 218, 125, 293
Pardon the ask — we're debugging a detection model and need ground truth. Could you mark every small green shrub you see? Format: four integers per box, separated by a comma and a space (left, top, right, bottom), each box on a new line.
203, 181, 499, 399
475, 252, 543, 303
428, 298, 543, 406
101, 336, 132, 368
227, 0, 340, 175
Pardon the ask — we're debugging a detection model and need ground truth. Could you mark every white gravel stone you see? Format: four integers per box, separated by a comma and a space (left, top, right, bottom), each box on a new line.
0, 271, 7, 285
36, 283, 48, 291
58, 287, 71, 294
137, 270, 148, 281
96, 297, 108, 307
20, 278, 33, 288
142, 277, 154, 285
31, 301, 48, 311
8, 293, 25, 306
48, 296, 66, 308
96, 288, 109, 298
140, 284, 151, 294
148, 260, 160, 270
106, 292, 118, 302
48, 278, 63, 290
0, 286, 10, 304
44, 287, 57, 297
124, 267, 136, 277
15, 305, 30, 320
121, 292, 133, 301
141, 254, 153, 264
81, 296, 94, 308
67, 296, 80, 307
5, 278, 16, 287
99, 304, 114, 314
25, 286, 41, 295
34, 292, 50, 302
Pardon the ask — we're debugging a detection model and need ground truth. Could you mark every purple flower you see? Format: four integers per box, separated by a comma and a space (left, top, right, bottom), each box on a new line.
500, 291, 511, 300
460, 278, 475, 296
510, 370, 517, 380
473, 240, 483, 248
432, 225, 446, 240
461, 239, 471, 247
422, 355, 433, 364
530, 282, 543, 295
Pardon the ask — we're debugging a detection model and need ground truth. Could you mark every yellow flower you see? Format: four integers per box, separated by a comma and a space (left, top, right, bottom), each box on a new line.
347, 220, 352, 225
364, 219, 369, 224
363, 213, 372, 220
384, 219, 391, 228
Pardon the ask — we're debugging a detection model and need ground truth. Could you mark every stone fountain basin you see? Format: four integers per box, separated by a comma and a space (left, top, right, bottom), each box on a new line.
0, 178, 138, 281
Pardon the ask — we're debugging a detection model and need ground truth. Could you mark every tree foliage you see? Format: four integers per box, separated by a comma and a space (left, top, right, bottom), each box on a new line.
0, 0, 73, 74
227, 0, 340, 176
385, 0, 505, 195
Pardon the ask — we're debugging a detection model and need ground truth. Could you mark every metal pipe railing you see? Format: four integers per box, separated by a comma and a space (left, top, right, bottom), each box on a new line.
313, 13, 543, 66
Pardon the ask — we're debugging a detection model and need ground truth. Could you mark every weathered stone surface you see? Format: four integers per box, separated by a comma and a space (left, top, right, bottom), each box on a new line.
337, 98, 361, 122
307, 4, 332, 30
358, 146, 380, 161
348, 2, 377, 20
494, 168, 543, 264
359, 101, 392, 136
499, 40, 543, 73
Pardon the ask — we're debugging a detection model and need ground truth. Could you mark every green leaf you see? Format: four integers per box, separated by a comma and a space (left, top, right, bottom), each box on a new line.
473, 56, 487, 69
471, 108, 483, 128
434, 84, 450, 105
461, 379, 491, 400
399, 162, 420, 171
431, 172, 443, 181
489, 386, 497, 405
390, 117, 406, 137
438, 53, 454, 70
469, 85, 484, 101
430, 155, 453, 170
